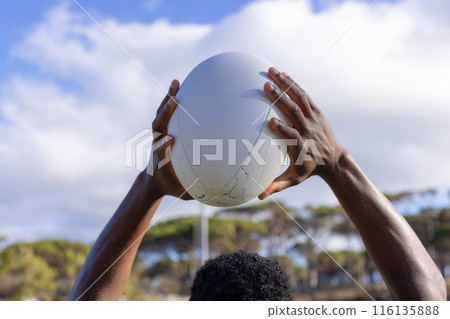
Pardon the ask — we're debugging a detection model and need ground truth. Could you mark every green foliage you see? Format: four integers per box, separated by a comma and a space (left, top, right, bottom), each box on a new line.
302, 205, 348, 231
404, 208, 450, 274
438, 209, 450, 224
317, 251, 366, 285
147, 258, 184, 277
0, 240, 90, 300
141, 216, 197, 254
221, 201, 294, 215
405, 208, 450, 251
306, 205, 345, 217
383, 191, 413, 202
2, 188, 449, 301
435, 210, 450, 248
318, 251, 364, 268
140, 216, 268, 255
433, 224, 450, 251
139, 216, 269, 296
209, 218, 268, 253
273, 255, 305, 286
384, 188, 438, 202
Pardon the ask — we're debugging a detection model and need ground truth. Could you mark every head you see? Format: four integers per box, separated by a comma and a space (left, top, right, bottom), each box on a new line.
189, 250, 294, 301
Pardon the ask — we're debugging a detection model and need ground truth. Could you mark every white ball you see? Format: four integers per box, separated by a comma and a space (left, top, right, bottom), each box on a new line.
168, 52, 288, 207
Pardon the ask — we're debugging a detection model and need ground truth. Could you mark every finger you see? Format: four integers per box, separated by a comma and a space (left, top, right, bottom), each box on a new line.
306, 95, 322, 115
154, 135, 174, 159
258, 169, 309, 200
258, 170, 294, 200
282, 72, 306, 94
264, 82, 306, 131
268, 67, 312, 116
282, 72, 322, 115
269, 117, 301, 140
269, 117, 304, 165
157, 79, 179, 114
156, 80, 180, 115
152, 95, 178, 134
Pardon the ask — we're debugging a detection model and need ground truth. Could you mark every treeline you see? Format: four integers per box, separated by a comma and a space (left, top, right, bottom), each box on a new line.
135, 200, 450, 300
0, 190, 449, 300
0, 240, 90, 300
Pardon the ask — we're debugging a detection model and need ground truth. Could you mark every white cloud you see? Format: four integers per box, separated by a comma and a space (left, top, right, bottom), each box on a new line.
141, 0, 163, 13
1, 0, 449, 244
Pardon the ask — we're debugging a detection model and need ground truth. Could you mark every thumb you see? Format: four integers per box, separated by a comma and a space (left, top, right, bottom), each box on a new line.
148, 135, 173, 175
154, 135, 173, 159
258, 169, 309, 200
258, 169, 293, 200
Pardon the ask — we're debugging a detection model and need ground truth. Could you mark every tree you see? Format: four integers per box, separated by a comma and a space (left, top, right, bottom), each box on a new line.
139, 216, 268, 294
220, 201, 297, 256
405, 207, 450, 276
208, 218, 267, 254
328, 208, 377, 285
383, 191, 413, 202
433, 209, 450, 274
0, 240, 90, 300
317, 251, 365, 289
292, 205, 348, 299
140, 216, 268, 257
273, 255, 305, 290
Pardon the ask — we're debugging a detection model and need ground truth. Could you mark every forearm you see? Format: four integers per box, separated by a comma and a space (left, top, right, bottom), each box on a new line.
322, 150, 446, 300
69, 172, 163, 300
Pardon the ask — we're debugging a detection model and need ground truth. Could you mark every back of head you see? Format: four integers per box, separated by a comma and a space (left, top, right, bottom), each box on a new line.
190, 250, 294, 301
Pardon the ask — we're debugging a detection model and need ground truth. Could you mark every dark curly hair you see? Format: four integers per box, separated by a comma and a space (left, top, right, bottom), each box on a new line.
189, 250, 294, 301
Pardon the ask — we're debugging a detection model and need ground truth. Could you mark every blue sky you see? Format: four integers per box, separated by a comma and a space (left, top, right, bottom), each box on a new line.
1, 0, 449, 246
0, 0, 402, 77
0, 0, 257, 90
0, 0, 404, 124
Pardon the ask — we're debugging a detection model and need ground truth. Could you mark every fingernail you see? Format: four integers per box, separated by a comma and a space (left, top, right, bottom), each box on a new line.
271, 67, 280, 75
267, 82, 275, 92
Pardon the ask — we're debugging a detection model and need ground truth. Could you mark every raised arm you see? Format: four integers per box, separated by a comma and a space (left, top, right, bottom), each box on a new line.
69, 80, 191, 300
259, 67, 446, 301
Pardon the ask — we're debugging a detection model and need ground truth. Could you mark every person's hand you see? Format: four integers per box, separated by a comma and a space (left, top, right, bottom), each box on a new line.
149, 80, 192, 200
258, 67, 345, 200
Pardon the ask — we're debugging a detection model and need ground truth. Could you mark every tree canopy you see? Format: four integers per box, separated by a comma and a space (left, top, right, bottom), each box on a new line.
0, 240, 90, 300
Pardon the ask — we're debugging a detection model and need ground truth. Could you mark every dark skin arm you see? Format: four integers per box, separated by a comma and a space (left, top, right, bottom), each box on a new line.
69, 80, 191, 300
259, 67, 447, 301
